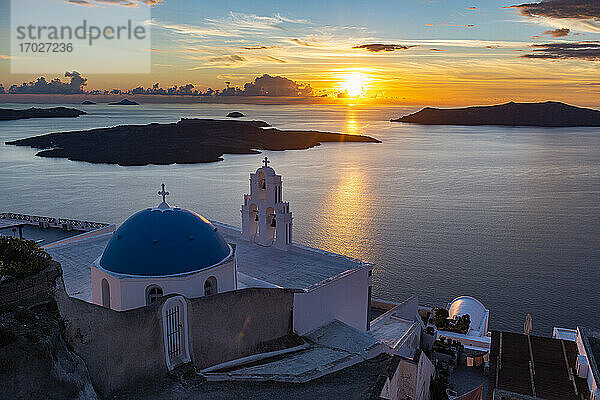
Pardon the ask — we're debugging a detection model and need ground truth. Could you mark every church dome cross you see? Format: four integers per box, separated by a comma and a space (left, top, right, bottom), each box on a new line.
158, 183, 170, 203
263, 157, 270, 167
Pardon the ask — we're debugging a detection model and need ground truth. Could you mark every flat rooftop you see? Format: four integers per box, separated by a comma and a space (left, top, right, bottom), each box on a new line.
0, 222, 82, 245
204, 320, 384, 383
215, 222, 368, 290
48, 221, 369, 301
112, 352, 394, 400
1, 212, 112, 249
488, 330, 589, 400
579, 327, 600, 389
369, 316, 416, 349
47, 234, 113, 302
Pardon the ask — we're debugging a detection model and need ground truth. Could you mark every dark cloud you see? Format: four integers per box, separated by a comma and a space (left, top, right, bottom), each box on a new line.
509, 0, 600, 20
243, 46, 279, 50
290, 38, 314, 47
543, 28, 570, 36
131, 83, 200, 96
8, 71, 87, 94
352, 44, 417, 52
67, 0, 164, 6
260, 55, 287, 63
521, 41, 600, 60
67, 0, 95, 5
135, 75, 312, 97
208, 55, 246, 63
240, 74, 313, 96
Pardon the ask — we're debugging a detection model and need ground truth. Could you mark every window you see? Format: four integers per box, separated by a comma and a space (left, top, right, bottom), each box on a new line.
204, 276, 218, 296
101, 278, 110, 308
146, 285, 163, 305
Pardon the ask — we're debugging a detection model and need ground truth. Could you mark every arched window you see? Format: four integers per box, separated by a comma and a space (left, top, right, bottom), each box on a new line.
146, 285, 163, 305
204, 276, 217, 296
101, 278, 110, 308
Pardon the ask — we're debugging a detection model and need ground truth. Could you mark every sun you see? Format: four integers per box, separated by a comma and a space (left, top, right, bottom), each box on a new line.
341, 73, 365, 97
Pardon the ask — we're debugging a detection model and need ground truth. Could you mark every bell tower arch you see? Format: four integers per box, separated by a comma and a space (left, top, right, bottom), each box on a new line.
241, 157, 293, 250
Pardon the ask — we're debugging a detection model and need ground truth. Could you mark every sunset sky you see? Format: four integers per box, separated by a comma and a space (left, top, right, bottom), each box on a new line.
0, 0, 599, 105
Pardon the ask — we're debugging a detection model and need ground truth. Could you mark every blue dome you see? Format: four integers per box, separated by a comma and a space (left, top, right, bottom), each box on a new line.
99, 207, 231, 276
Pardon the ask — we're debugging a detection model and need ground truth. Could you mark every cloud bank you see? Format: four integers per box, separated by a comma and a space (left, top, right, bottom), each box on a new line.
352, 44, 416, 52
7, 71, 87, 94
522, 41, 600, 60
240, 74, 313, 96
67, 0, 164, 7
543, 28, 571, 36
3, 74, 314, 97
510, 0, 599, 20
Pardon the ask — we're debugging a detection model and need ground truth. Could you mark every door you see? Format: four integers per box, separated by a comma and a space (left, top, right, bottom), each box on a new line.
161, 296, 191, 370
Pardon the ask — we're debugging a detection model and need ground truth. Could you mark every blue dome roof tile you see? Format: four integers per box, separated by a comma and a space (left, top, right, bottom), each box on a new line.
99, 207, 231, 276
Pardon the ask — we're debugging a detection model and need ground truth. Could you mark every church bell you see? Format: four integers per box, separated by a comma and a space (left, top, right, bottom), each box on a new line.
271, 217, 276, 227
261, 180, 266, 189
255, 213, 259, 221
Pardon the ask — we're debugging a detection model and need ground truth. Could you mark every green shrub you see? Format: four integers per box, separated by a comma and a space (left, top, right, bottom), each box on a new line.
0, 237, 51, 279
432, 307, 471, 334
432, 307, 449, 330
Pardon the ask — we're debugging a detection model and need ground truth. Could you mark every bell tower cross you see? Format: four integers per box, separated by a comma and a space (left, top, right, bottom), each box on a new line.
241, 158, 293, 250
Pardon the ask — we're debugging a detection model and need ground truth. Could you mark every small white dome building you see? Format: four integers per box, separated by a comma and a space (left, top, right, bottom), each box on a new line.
91, 186, 236, 311
447, 296, 489, 337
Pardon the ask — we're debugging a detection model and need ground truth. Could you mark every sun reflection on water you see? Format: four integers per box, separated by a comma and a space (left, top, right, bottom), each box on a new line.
316, 167, 374, 261
344, 107, 359, 135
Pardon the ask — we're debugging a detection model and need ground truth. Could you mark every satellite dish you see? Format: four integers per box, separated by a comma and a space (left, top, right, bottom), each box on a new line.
524, 313, 533, 335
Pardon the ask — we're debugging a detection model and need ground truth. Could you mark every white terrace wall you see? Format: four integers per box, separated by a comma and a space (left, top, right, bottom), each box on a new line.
293, 268, 370, 335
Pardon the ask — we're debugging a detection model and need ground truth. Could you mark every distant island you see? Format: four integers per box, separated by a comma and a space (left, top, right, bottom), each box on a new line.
0, 107, 86, 121
108, 98, 139, 106
391, 101, 600, 127
81, 100, 96, 105
6, 118, 380, 166
227, 111, 245, 118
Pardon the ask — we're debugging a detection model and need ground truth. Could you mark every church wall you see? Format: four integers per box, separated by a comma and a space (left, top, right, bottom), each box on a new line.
55, 279, 166, 398
293, 268, 369, 335
187, 287, 295, 369
117, 260, 236, 310
58, 276, 294, 396
91, 258, 237, 311
91, 267, 122, 308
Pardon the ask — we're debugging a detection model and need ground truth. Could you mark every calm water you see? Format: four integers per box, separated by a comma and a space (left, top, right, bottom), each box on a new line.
1, 102, 599, 335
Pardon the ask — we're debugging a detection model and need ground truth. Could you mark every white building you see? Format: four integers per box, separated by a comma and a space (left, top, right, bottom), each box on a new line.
552, 326, 600, 400
88, 159, 373, 334
437, 296, 491, 352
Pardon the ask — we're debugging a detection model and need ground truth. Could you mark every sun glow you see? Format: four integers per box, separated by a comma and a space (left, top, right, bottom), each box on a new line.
340, 72, 366, 98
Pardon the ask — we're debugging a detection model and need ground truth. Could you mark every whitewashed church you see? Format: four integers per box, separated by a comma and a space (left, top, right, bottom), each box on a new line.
90, 157, 373, 334
4, 158, 435, 399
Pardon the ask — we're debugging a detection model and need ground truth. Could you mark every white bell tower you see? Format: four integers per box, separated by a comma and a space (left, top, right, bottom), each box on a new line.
241, 157, 293, 250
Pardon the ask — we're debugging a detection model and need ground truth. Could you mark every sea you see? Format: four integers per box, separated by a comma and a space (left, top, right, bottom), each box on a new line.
1, 102, 598, 335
